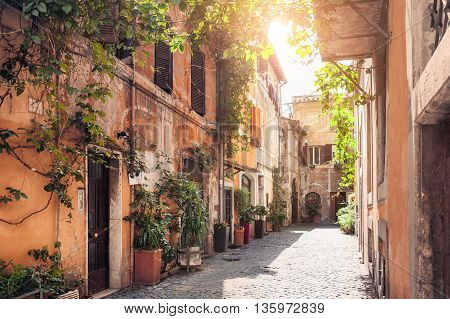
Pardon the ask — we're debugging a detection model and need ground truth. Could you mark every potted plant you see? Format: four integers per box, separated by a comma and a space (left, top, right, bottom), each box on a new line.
306, 203, 321, 224
254, 204, 267, 238
0, 242, 83, 299
235, 188, 253, 244
176, 180, 209, 269
268, 199, 287, 232
213, 221, 229, 252
124, 186, 169, 285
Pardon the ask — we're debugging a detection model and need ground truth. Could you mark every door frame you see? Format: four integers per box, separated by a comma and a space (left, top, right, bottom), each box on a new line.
85, 148, 123, 294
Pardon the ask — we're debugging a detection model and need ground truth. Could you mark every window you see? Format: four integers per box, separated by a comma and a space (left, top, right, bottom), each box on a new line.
309, 146, 320, 165
308, 145, 334, 166
191, 50, 205, 116
154, 41, 173, 93
250, 106, 261, 146
242, 175, 251, 192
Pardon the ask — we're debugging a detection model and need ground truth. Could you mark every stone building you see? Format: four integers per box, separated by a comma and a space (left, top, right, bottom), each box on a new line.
292, 96, 346, 224
226, 55, 286, 239
0, 7, 219, 296
317, 0, 449, 298
279, 117, 307, 224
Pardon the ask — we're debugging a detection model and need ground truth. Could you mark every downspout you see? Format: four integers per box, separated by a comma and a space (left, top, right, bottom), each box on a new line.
129, 19, 137, 286
216, 60, 224, 224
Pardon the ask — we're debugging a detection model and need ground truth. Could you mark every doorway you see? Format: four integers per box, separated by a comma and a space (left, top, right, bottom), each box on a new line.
88, 159, 110, 295
330, 192, 346, 222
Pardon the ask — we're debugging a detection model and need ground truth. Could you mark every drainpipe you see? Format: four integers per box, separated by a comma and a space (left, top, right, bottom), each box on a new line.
216, 60, 224, 224
129, 20, 137, 286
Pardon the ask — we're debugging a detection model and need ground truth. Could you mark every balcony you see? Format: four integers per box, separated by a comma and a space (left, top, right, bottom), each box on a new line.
316, 0, 387, 61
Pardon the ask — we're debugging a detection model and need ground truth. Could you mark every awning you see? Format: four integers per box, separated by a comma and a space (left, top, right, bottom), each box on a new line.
316, 0, 388, 61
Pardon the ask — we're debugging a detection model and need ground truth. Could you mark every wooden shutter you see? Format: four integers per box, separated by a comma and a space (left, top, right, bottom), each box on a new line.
325, 144, 333, 162
97, 4, 119, 44
155, 42, 173, 93
320, 146, 326, 164
191, 50, 205, 116
302, 143, 308, 165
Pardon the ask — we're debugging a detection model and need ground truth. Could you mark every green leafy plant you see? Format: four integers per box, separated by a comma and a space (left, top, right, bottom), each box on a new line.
315, 62, 374, 188
193, 144, 216, 172
254, 204, 267, 219
235, 188, 253, 225
154, 153, 209, 249
124, 186, 170, 251
162, 240, 176, 264
305, 203, 319, 217
337, 194, 356, 234
267, 168, 286, 231
0, 242, 83, 298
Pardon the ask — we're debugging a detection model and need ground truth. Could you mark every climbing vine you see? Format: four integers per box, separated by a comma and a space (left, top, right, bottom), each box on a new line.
0, 0, 330, 224
315, 62, 374, 189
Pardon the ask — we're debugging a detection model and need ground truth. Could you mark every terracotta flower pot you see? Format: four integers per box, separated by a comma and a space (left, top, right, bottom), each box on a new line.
234, 227, 245, 246
313, 214, 321, 224
266, 221, 273, 232
242, 222, 252, 244
134, 249, 162, 285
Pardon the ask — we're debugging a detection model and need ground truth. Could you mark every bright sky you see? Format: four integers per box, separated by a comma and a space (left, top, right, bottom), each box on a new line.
268, 22, 323, 114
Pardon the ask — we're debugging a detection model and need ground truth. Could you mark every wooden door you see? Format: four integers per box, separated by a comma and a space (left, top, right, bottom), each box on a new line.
291, 192, 299, 223
88, 160, 109, 295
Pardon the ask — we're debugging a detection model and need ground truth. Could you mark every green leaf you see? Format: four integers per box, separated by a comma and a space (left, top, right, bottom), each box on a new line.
31, 35, 41, 44
61, 4, 72, 14
37, 2, 47, 13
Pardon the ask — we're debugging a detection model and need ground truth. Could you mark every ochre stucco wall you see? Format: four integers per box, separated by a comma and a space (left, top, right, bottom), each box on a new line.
386, 0, 410, 298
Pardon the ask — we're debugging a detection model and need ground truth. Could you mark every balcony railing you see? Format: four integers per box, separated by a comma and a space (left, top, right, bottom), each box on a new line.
431, 0, 450, 54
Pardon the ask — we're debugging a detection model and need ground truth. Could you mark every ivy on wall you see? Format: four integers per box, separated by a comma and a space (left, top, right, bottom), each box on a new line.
314, 62, 374, 189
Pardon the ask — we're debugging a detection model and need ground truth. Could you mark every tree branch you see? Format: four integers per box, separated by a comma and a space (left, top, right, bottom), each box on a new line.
0, 193, 53, 225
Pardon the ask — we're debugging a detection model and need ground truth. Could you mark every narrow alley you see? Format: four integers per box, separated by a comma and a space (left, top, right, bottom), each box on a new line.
109, 225, 374, 299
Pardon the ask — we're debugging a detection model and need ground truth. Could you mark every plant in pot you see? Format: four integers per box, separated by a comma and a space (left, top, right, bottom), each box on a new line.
213, 220, 229, 252
124, 186, 169, 286
253, 204, 267, 238
235, 188, 253, 244
268, 200, 287, 232
0, 242, 83, 299
306, 203, 321, 224
177, 180, 209, 270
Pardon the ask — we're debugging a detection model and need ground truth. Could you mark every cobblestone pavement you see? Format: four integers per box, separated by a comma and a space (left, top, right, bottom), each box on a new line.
109, 224, 375, 299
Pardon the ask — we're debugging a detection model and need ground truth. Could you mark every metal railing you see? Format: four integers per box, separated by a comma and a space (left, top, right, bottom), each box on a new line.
431, 0, 450, 54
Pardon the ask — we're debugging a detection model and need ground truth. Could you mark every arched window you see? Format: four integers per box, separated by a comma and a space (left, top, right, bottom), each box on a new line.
305, 192, 321, 208
241, 175, 251, 192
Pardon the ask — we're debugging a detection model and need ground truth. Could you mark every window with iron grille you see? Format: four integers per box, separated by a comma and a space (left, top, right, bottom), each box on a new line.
154, 41, 173, 93
191, 50, 205, 116
431, 0, 450, 54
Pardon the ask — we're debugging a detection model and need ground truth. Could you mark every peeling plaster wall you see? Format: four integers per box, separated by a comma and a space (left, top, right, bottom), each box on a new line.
0, 8, 218, 290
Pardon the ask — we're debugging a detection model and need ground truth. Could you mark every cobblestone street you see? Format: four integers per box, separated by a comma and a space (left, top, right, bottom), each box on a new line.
109, 225, 375, 299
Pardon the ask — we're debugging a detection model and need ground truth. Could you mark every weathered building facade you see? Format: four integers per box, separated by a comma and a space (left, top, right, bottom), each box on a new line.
318, 0, 449, 298
279, 116, 307, 224
0, 6, 219, 296
292, 96, 345, 224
